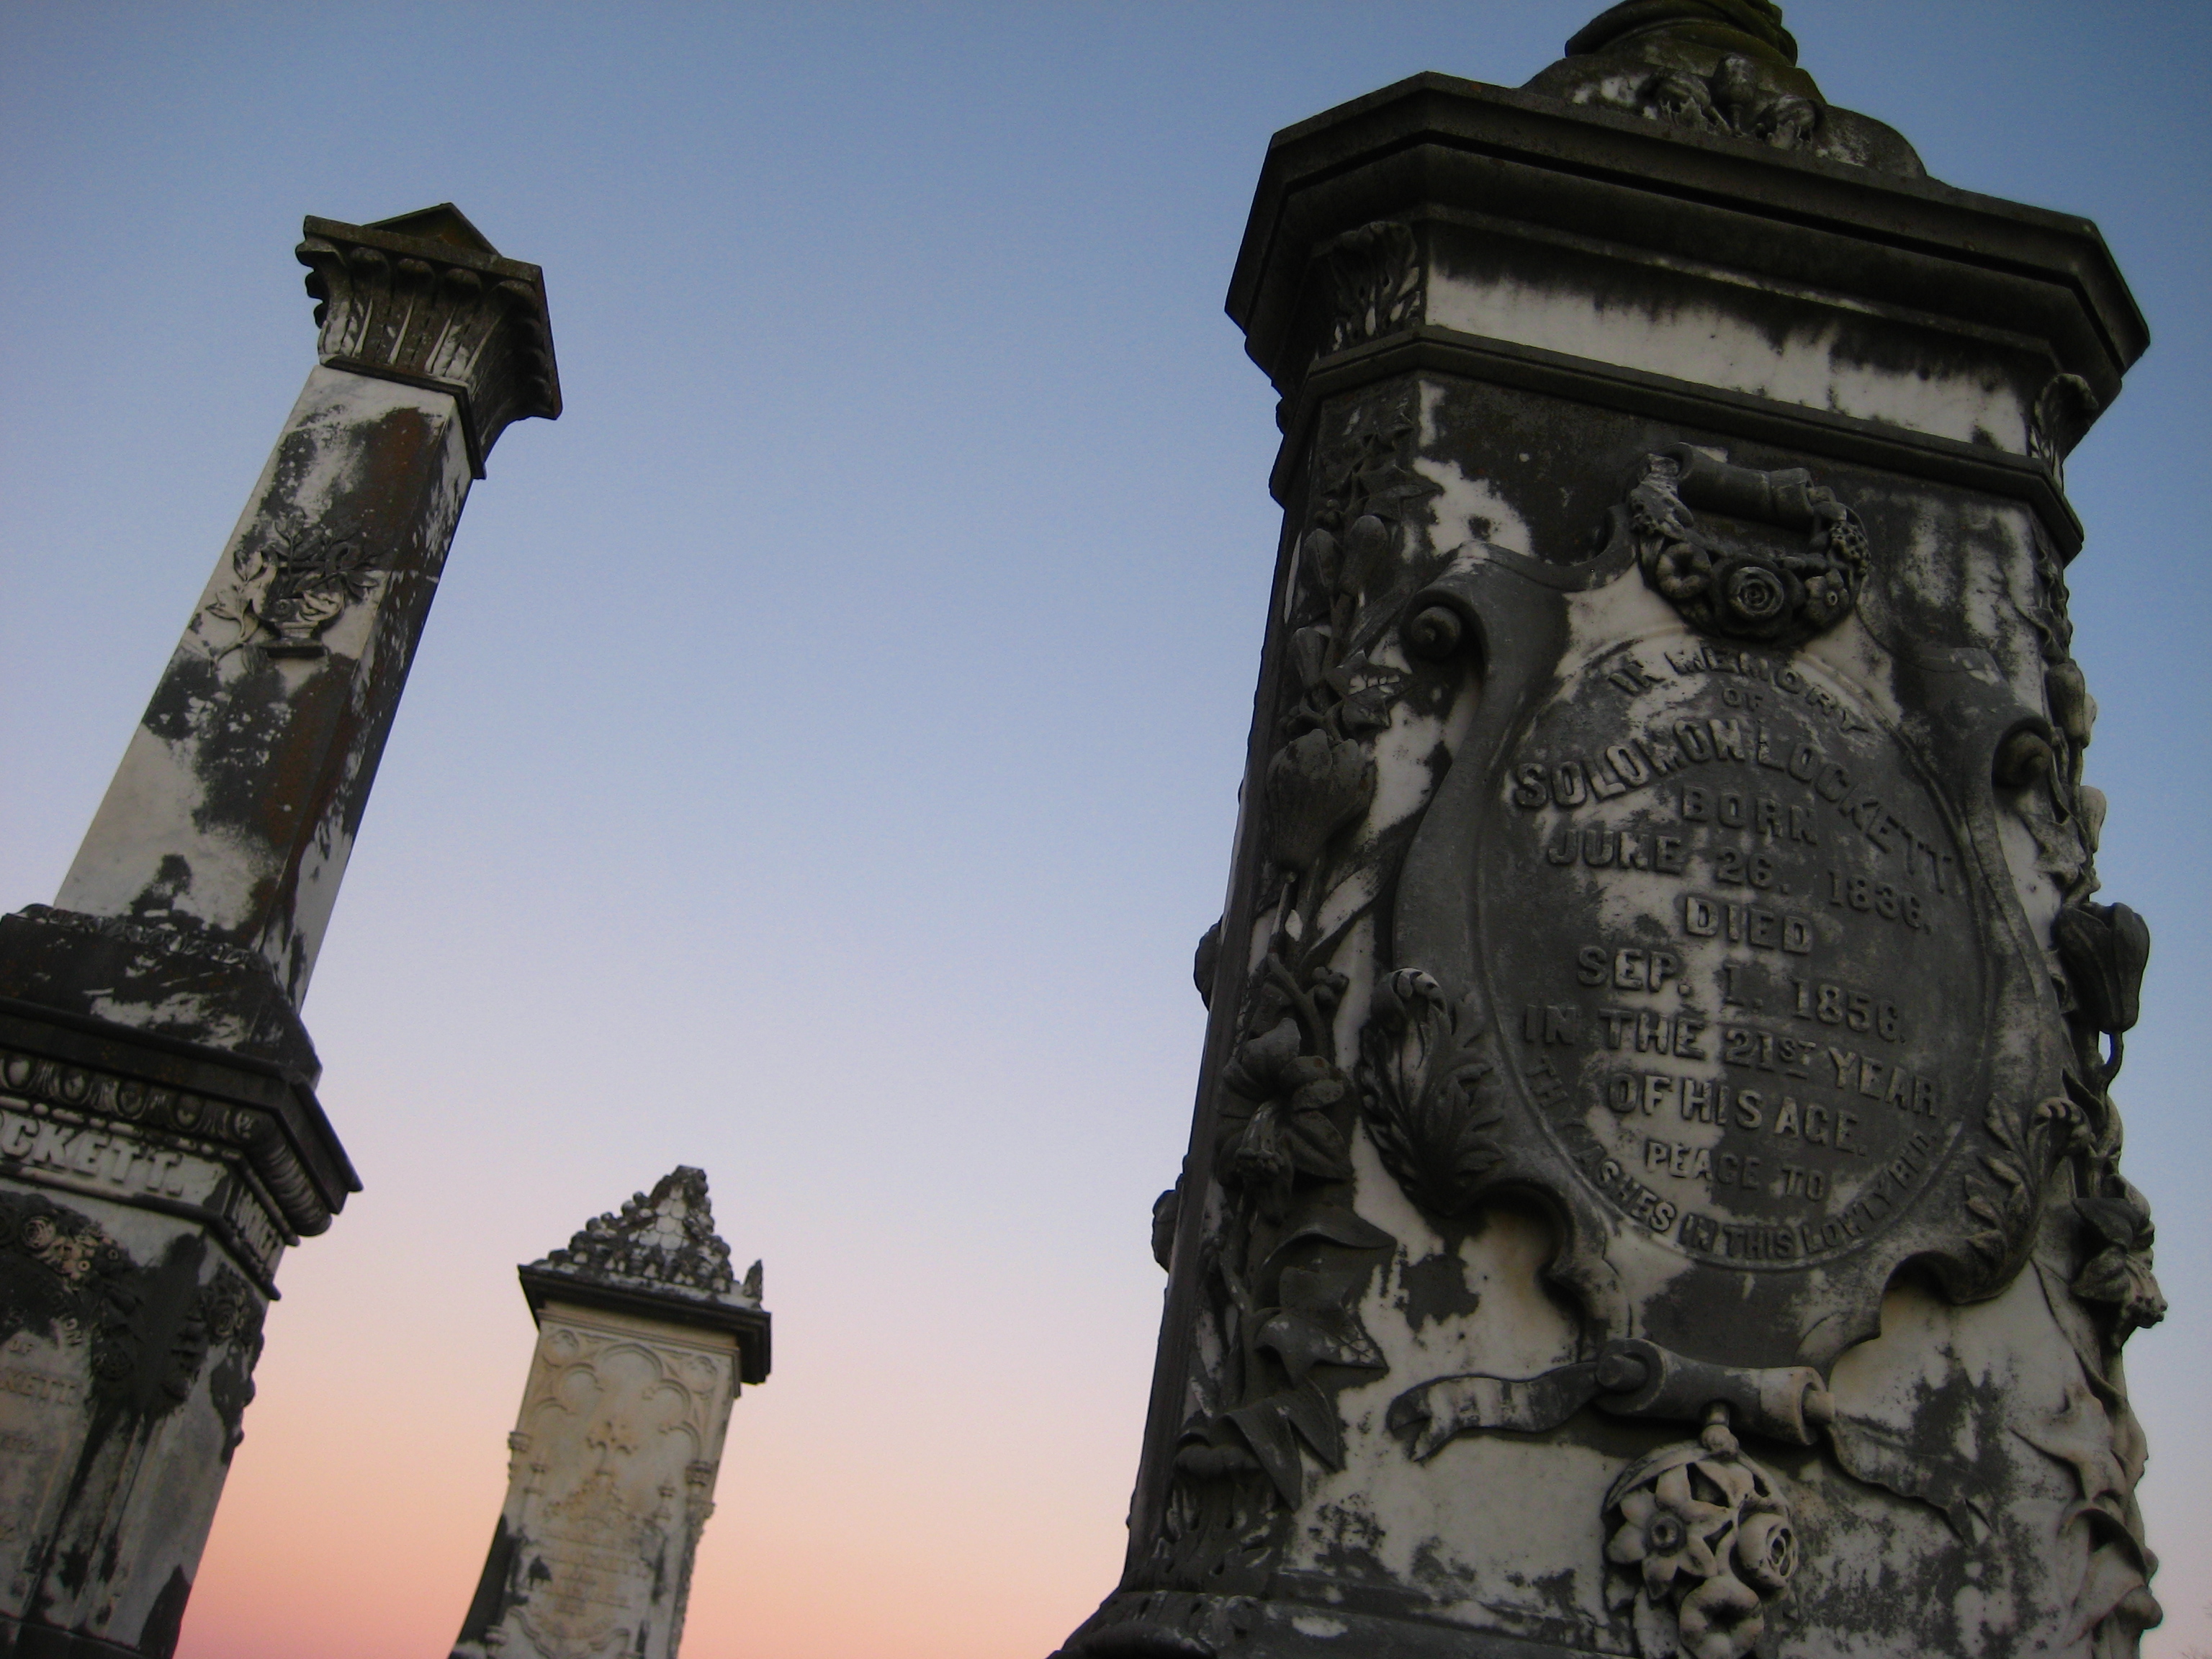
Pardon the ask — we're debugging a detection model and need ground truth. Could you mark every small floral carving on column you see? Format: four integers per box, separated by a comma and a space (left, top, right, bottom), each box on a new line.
203, 518, 379, 659
1604, 1408, 1794, 1659
1624, 451, 1867, 647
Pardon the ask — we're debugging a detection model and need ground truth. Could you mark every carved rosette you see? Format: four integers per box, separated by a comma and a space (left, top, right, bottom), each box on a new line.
296, 207, 559, 474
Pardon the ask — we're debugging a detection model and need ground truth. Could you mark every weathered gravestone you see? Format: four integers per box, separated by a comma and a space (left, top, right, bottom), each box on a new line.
1061, 6, 2163, 1657
450, 1168, 770, 1659
0, 204, 557, 1657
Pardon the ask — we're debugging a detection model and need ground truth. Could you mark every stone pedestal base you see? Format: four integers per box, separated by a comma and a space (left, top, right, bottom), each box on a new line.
0, 994, 347, 1659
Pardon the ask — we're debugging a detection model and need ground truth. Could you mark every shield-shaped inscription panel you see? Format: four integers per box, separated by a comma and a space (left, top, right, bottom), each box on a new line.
1484, 635, 1987, 1277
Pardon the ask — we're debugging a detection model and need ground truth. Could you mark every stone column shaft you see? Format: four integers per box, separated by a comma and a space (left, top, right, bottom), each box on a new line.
0, 202, 557, 1659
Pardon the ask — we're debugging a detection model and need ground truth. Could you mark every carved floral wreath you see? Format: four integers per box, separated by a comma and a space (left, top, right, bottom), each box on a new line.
1627, 451, 1869, 647
1604, 1410, 1795, 1659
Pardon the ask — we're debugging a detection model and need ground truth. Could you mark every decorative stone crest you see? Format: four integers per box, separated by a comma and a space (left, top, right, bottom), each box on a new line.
1315, 220, 1422, 357
1524, 0, 1929, 178
1623, 447, 1868, 646
534, 1165, 757, 1305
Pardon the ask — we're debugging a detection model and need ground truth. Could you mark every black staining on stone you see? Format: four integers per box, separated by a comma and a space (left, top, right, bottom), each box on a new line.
1395, 1249, 1482, 1333
451, 1517, 521, 1650
202, 1269, 266, 1462
120, 858, 195, 929
1303, 1499, 1389, 1583
135, 1568, 193, 1659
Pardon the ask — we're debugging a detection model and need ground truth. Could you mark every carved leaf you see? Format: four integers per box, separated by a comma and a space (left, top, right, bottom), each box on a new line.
1358, 972, 1502, 1217
1255, 1305, 1386, 1383
1260, 1203, 1395, 1276
1223, 1398, 1305, 1509
1282, 1110, 1353, 1182
1273, 1378, 1344, 1470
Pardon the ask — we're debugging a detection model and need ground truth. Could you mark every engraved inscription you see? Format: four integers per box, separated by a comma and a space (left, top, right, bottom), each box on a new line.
0, 1103, 200, 1201
1487, 639, 1984, 1265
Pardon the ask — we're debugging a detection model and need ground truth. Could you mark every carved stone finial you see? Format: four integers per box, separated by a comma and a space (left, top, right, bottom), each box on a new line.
1529, 0, 1925, 176
534, 1165, 755, 1304
1567, 0, 1799, 69
295, 204, 559, 476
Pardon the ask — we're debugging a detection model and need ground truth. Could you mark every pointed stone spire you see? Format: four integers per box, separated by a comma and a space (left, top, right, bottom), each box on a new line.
531, 1165, 762, 1310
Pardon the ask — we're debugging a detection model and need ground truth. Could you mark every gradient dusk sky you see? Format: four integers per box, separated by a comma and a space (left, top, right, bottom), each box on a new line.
1, 3, 2206, 1655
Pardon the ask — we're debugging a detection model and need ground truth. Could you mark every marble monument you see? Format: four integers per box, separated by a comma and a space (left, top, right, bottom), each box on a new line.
450, 1168, 770, 1659
1061, 5, 2163, 1656
0, 203, 559, 1658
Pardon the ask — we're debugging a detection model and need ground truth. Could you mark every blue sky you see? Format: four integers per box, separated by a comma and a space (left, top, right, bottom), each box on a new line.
2, 4, 2206, 1654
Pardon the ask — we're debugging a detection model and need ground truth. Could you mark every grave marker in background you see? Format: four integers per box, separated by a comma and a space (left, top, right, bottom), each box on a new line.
450, 1167, 770, 1659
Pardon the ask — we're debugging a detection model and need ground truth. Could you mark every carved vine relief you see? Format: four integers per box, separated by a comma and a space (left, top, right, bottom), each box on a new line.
1152, 410, 2162, 1651
2012, 521, 2164, 1649
0, 1190, 265, 1452
1153, 392, 1453, 1594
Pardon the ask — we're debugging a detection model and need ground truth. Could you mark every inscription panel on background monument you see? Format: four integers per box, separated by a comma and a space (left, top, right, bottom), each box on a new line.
1486, 637, 1984, 1267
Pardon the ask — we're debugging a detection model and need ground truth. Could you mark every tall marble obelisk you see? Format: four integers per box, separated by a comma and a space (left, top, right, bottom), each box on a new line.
0, 204, 558, 1657
1061, 6, 2162, 1657
451, 1169, 770, 1659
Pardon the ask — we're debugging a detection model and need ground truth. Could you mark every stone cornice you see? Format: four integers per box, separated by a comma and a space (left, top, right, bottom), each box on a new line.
1271, 324, 2089, 559
518, 1269, 773, 1385
0, 994, 355, 1240
1230, 72, 2146, 415
296, 205, 560, 476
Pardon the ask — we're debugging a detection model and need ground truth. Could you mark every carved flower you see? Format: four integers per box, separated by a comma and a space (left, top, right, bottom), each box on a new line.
1645, 72, 1723, 132
1732, 1507, 1795, 1593
1604, 1429, 1791, 1659
1218, 1018, 1354, 1215
1650, 539, 1712, 601
2073, 1187, 2167, 1339
1264, 729, 1375, 872
2054, 902, 2150, 1037
1715, 557, 1798, 632
1751, 95, 1817, 150
1607, 1465, 1730, 1599
1678, 1572, 1766, 1659
1799, 568, 1851, 626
